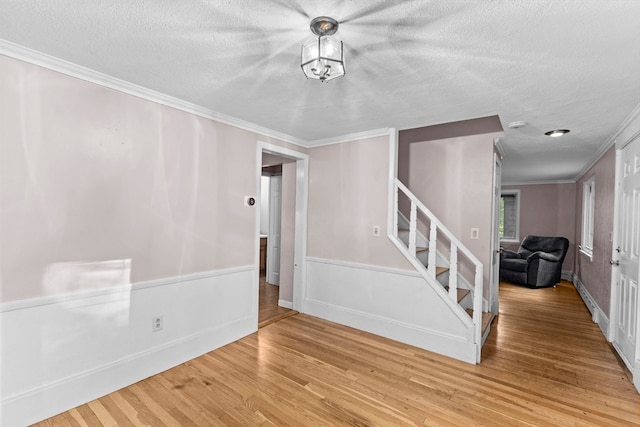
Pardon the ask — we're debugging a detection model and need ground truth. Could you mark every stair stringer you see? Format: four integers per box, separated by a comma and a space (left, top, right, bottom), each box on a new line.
387, 234, 475, 331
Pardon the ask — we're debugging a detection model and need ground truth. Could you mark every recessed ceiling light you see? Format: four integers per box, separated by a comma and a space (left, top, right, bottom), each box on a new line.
544, 129, 570, 137
507, 121, 527, 129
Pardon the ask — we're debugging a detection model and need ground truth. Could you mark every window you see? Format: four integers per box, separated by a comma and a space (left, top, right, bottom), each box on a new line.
581, 176, 595, 259
500, 190, 520, 243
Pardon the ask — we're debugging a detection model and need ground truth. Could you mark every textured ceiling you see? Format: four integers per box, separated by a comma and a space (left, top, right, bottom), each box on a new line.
1, 0, 639, 183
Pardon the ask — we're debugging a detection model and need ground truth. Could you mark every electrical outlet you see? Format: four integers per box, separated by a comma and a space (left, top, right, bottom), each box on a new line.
373, 225, 380, 237
152, 316, 164, 332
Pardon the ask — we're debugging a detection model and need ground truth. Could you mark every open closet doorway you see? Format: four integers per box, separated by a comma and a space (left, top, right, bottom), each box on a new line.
257, 143, 308, 327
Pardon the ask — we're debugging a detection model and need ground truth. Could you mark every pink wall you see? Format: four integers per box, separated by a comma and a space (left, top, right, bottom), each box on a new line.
501, 183, 577, 272
574, 147, 616, 317
307, 136, 411, 269
407, 132, 502, 294
0, 54, 305, 302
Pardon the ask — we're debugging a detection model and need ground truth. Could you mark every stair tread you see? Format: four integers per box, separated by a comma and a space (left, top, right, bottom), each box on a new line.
416, 247, 428, 253
465, 309, 494, 332
444, 287, 470, 303
435, 266, 449, 276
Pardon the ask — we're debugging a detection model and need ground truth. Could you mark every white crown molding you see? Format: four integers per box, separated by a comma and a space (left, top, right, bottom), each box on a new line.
613, 103, 640, 149
304, 128, 392, 147
0, 39, 309, 147
502, 178, 577, 186
1, 40, 398, 150
573, 102, 640, 181
494, 137, 505, 159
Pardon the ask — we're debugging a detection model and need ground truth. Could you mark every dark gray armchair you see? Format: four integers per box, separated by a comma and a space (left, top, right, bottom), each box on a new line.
500, 235, 569, 288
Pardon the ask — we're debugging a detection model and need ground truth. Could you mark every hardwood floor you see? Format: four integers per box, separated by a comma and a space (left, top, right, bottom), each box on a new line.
258, 273, 297, 328
34, 280, 639, 426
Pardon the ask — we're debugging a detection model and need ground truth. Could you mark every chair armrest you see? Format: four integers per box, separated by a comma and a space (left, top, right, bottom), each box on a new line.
527, 251, 560, 262
501, 248, 521, 259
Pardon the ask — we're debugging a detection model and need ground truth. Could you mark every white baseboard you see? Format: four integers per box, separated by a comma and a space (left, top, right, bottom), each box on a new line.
278, 299, 293, 309
1, 266, 257, 427
304, 258, 477, 364
571, 273, 610, 339
572, 273, 640, 393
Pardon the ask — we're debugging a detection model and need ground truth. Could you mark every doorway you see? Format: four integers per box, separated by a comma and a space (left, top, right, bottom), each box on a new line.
258, 165, 289, 327
610, 134, 640, 384
256, 142, 308, 327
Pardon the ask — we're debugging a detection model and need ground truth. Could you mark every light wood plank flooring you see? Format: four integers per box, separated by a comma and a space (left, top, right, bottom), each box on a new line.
34, 280, 639, 426
258, 273, 297, 328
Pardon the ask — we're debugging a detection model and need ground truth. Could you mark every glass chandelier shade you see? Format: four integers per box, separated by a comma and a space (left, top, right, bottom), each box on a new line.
301, 17, 345, 82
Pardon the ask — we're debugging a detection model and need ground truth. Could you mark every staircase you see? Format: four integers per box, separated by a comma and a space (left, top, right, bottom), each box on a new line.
390, 179, 493, 363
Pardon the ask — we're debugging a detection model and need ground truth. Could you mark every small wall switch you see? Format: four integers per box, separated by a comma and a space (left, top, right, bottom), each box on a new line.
244, 196, 256, 207
373, 225, 380, 237
470, 228, 479, 239
152, 316, 164, 332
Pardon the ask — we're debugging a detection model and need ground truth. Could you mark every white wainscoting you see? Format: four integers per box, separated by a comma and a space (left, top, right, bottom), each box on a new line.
304, 257, 476, 364
571, 273, 610, 338
0, 266, 257, 427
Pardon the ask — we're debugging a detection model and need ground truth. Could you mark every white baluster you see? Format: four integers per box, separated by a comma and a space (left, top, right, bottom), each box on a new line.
473, 265, 483, 348
428, 221, 437, 278
393, 186, 399, 238
408, 202, 417, 255
449, 243, 458, 301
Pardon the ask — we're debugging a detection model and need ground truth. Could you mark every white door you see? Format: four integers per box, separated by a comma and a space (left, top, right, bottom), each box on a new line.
267, 175, 282, 285
489, 154, 502, 314
613, 135, 640, 370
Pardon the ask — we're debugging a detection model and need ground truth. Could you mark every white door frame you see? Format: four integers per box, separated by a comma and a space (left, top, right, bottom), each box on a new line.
257, 141, 309, 312
609, 147, 622, 344
489, 152, 502, 314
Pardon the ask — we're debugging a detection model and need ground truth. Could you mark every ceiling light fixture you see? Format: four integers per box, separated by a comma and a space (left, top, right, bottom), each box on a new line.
507, 121, 528, 129
301, 16, 345, 82
544, 129, 570, 137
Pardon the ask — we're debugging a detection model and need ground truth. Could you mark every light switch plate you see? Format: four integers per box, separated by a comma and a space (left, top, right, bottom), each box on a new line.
470, 228, 479, 239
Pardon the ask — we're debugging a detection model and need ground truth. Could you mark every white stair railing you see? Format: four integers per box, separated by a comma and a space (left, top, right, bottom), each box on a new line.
393, 179, 484, 358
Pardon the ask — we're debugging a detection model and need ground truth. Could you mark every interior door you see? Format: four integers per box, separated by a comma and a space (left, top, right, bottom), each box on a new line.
613, 135, 640, 369
489, 153, 502, 314
267, 175, 282, 285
